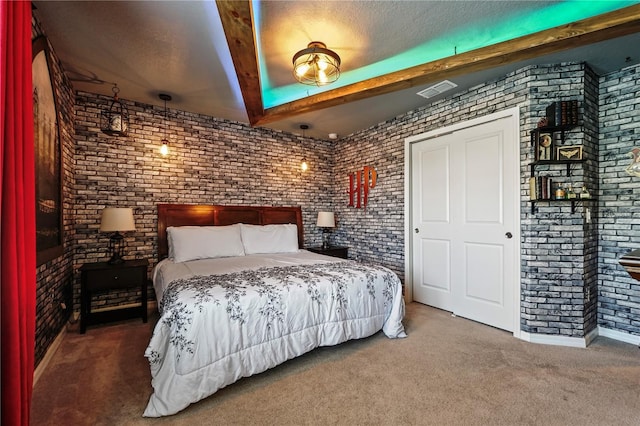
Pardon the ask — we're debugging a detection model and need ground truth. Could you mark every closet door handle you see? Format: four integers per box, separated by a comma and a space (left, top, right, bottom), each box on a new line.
505, 232, 513, 239
415, 228, 419, 233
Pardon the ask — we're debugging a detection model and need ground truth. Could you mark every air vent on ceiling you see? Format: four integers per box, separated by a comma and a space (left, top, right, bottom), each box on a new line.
417, 80, 458, 99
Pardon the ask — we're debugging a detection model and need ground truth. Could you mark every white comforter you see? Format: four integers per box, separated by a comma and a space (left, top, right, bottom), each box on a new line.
143, 250, 406, 417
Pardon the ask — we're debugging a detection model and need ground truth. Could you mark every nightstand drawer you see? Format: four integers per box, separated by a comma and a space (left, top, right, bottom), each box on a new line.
86, 267, 142, 291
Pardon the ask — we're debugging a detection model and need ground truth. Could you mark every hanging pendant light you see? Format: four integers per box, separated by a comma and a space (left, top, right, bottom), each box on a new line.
101, 83, 129, 136
159, 93, 171, 156
300, 124, 309, 171
292, 41, 341, 86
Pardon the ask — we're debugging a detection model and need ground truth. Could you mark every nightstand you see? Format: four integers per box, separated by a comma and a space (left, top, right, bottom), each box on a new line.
307, 246, 349, 259
79, 259, 148, 333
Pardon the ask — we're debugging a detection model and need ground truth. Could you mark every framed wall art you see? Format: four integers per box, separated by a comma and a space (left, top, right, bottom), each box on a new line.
556, 145, 583, 161
537, 132, 553, 161
33, 36, 63, 265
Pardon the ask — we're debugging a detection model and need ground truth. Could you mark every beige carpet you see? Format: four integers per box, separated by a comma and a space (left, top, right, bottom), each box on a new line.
31, 303, 640, 425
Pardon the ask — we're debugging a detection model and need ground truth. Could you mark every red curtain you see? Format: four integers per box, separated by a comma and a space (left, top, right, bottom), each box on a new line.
1, 1, 37, 425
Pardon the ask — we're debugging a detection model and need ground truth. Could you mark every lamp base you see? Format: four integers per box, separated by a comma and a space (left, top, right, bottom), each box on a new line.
107, 253, 125, 265
107, 232, 126, 265
322, 230, 330, 250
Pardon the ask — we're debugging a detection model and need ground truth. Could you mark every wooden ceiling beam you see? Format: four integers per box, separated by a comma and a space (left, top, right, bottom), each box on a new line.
216, 0, 263, 125
255, 5, 640, 126
219, 2, 640, 127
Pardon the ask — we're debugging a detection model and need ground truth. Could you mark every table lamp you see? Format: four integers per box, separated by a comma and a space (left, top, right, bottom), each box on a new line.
317, 211, 335, 249
99, 207, 136, 264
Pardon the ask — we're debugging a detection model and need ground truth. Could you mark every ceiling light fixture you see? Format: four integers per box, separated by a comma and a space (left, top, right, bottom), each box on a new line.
292, 41, 341, 86
159, 93, 171, 156
101, 83, 129, 136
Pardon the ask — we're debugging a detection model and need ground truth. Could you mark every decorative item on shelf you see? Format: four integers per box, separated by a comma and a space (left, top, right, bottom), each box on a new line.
299, 124, 309, 171
566, 183, 577, 199
347, 166, 377, 208
555, 183, 566, 200
101, 83, 129, 136
317, 211, 336, 249
537, 133, 553, 160
537, 117, 549, 128
625, 147, 640, 177
159, 93, 172, 156
292, 41, 340, 86
556, 145, 583, 161
579, 184, 591, 199
99, 207, 136, 264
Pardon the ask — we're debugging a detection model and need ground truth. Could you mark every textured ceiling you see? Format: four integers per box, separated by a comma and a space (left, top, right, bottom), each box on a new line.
32, 1, 640, 140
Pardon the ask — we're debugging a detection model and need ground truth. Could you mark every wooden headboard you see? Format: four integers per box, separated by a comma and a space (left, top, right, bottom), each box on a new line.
157, 204, 304, 261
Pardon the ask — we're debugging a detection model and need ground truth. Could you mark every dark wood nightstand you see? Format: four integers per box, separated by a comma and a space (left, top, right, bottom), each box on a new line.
307, 246, 349, 259
79, 259, 148, 333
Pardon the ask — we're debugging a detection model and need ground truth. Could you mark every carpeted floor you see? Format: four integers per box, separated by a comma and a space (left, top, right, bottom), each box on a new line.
31, 302, 640, 425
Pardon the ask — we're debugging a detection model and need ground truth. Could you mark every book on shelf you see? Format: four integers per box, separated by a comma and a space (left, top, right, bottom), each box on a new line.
529, 176, 554, 200
545, 100, 578, 127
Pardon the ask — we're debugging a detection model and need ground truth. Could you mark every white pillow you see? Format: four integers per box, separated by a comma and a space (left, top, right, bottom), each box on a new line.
240, 223, 299, 254
167, 225, 245, 262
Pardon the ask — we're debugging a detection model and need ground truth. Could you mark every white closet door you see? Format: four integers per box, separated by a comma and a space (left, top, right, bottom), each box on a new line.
411, 117, 516, 331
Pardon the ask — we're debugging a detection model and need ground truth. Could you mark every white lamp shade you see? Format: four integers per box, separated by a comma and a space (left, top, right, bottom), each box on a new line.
99, 207, 136, 232
317, 211, 335, 228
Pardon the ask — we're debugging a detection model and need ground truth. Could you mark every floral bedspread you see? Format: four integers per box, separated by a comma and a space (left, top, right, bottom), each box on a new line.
144, 260, 406, 417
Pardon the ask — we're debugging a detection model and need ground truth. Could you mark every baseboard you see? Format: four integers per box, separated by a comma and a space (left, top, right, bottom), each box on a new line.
32, 326, 66, 386
519, 330, 587, 348
584, 326, 599, 346
598, 326, 640, 346
519, 326, 640, 348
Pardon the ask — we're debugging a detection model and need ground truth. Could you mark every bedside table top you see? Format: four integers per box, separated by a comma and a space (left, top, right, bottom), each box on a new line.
306, 246, 348, 251
80, 258, 148, 271
306, 246, 349, 259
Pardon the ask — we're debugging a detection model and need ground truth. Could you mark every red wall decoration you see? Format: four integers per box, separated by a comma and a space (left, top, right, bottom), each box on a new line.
347, 166, 377, 208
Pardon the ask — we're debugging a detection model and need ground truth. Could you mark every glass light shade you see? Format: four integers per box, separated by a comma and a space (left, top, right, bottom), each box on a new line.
160, 141, 169, 156
101, 84, 129, 136
99, 207, 136, 232
292, 41, 340, 86
301, 159, 308, 171
317, 212, 335, 228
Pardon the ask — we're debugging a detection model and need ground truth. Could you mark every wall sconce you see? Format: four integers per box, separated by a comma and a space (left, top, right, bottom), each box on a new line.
300, 124, 309, 171
159, 93, 172, 156
317, 211, 336, 249
101, 83, 129, 136
99, 207, 136, 264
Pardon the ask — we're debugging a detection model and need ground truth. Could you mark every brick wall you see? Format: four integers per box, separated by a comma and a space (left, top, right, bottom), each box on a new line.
335, 63, 600, 338
582, 65, 600, 335
333, 66, 532, 280
598, 63, 640, 337
73, 92, 334, 310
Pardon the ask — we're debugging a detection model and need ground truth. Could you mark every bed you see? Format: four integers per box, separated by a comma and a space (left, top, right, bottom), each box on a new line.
143, 204, 406, 417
